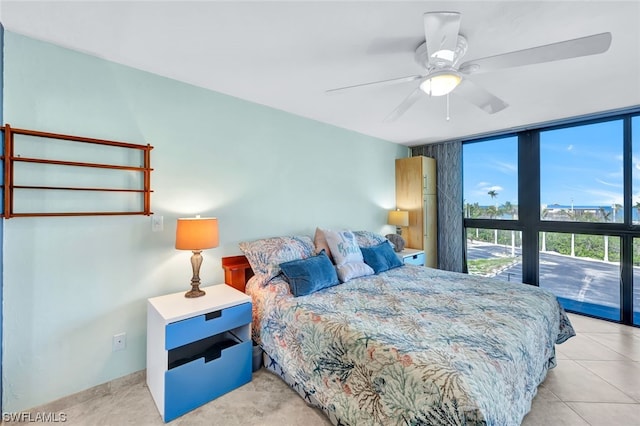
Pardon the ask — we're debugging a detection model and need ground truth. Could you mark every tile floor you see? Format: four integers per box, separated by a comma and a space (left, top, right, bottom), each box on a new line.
521, 313, 640, 426
6, 313, 640, 425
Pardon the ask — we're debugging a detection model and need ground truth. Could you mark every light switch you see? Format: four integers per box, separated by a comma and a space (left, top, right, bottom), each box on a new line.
152, 215, 163, 232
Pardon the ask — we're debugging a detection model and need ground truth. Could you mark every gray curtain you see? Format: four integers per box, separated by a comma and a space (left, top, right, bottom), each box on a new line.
411, 142, 463, 272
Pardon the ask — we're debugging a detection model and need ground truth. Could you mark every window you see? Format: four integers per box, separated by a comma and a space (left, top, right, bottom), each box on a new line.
540, 232, 620, 321
633, 116, 640, 224
466, 228, 522, 282
462, 112, 640, 326
463, 136, 518, 220
540, 120, 624, 223
634, 238, 640, 326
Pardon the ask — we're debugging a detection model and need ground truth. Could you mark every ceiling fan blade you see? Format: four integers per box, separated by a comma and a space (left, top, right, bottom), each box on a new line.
385, 87, 424, 122
459, 32, 612, 74
326, 75, 423, 94
453, 79, 508, 114
424, 12, 461, 65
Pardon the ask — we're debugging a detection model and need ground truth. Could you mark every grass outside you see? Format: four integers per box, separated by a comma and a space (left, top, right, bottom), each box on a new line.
467, 256, 520, 276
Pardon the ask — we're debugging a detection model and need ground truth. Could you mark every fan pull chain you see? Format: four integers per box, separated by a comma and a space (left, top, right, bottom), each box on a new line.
446, 93, 451, 121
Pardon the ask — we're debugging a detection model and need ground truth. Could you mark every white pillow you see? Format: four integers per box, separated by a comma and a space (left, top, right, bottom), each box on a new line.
323, 229, 374, 282
336, 261, 374, 283
323, 229, 363, 266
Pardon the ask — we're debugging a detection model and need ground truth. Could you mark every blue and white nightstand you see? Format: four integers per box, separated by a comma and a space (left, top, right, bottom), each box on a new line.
397, 248, 426, 266
147, 284, 252, 422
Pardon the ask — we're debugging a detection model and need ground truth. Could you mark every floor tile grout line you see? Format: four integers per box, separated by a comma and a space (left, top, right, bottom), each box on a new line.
542, 384, 564, 403
562, 401, 595, 426
576, 333, 636, 361
561, 399, 640, 405
566, 314, 640, 334
572, 359, 640, 404
557, 335, 639, 405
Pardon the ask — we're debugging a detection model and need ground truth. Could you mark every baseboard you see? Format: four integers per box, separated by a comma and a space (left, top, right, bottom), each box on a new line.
24, 370, 146, 414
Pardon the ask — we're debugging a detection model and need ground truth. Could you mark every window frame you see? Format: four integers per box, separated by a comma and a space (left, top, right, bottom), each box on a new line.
462, 110, 640, 326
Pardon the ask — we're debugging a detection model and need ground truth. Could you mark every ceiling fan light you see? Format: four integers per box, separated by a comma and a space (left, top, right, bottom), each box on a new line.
420, 72, 462, 96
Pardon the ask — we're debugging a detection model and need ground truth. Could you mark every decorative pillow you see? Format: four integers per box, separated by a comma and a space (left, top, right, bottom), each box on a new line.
323, 229, 363, 267
353, 230, 388, 248
322, 229, 375, 282
239, 235, 315, 284
280, 250, 340, 297
361, 241, 404, 274
314, 227, 333, 261
336, 261, 374, 283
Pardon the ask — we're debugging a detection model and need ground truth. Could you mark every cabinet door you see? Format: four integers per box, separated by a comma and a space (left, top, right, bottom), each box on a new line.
396, 157, 424, 249
422, 157, 437, 195
424, 194, 438, 268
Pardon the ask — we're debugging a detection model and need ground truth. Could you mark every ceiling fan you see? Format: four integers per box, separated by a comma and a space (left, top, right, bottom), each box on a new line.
326, 12, 612, 121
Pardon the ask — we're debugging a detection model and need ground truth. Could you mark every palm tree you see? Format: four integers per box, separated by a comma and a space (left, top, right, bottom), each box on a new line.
541, 208, 549, 252
565, 209, 576, 257
501, 201, 516, 257
600, 207, 612, 262
486, 205, 499, 219
488, 190, 498, 244
612, 203, 622, 223
502, 201, 514, 217
467, 202, 482, 238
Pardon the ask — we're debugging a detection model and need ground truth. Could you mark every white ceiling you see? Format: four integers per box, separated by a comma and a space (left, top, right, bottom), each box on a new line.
1, 1, 639, 146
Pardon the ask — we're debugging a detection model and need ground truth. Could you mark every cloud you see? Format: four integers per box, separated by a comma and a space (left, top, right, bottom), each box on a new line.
582, 188, 623, 205
492, 160, 517, 175
567, 144, 574, 151
480, 185, 504, 192
595, 178, 622, 188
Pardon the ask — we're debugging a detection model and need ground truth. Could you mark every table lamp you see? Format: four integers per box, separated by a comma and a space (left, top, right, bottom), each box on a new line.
175, 216, 219, 298
388, 209, 409, 235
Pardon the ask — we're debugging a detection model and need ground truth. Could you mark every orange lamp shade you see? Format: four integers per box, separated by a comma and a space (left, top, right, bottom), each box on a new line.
175, 217, 219, 250
388, 210, 409, 227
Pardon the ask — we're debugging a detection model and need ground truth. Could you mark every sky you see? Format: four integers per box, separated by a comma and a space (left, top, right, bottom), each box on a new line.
463, 117, 640, 210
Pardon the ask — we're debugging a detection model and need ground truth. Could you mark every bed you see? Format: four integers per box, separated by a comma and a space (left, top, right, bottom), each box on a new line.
222, 231, 575, 426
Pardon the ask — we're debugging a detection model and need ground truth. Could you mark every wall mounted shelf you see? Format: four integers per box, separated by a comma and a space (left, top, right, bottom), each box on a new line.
1, 124, 153, 218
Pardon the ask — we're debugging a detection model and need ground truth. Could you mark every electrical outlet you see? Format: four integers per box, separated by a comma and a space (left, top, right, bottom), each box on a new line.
113, 333, 126, 351
151, 215, 163, 232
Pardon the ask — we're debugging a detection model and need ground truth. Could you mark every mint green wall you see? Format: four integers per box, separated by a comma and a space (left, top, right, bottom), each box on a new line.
2, 32, 407, 411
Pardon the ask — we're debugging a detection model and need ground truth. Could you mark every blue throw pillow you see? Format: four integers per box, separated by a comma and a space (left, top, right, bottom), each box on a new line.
280, 250, 340, 297
361, 241, 404, 274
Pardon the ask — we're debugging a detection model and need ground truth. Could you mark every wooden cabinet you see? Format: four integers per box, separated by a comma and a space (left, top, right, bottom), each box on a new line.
395, 156, 437, 268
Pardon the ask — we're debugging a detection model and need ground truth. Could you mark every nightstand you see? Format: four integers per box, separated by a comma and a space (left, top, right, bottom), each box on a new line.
147, 284, 252, 422
397, 248, 426, 266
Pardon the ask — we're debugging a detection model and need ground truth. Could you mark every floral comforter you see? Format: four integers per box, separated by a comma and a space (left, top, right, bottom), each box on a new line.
247, 265, 575, 426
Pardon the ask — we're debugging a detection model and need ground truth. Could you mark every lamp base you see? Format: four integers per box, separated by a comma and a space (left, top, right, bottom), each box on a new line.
185, 286, 206, 298
184, 250, 206, 298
